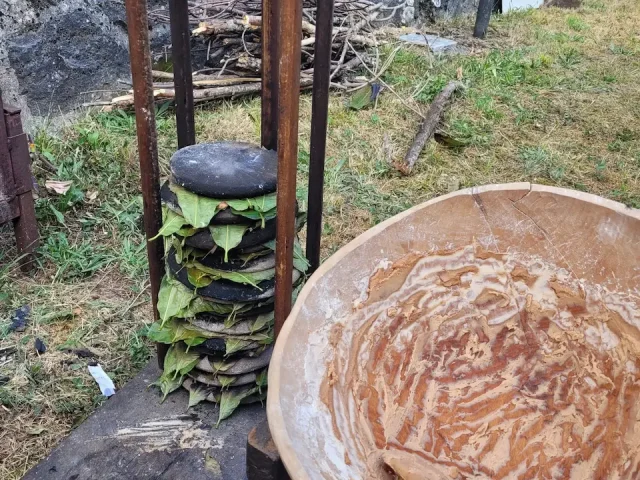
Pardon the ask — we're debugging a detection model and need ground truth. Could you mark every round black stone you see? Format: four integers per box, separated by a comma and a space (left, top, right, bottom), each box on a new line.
192, 303, 274, 322
183, 217, 276, 251
233, 244, 272, 255
167, 248, 276, 302
182, 208, 304, 252
188, 314, 272, 335
161, 180, 250, 225
188, 369, 264, 388
183, 340, 265, 357
170, 142, 277, 199
196, 346, 273, 375
196, 251, 275, 273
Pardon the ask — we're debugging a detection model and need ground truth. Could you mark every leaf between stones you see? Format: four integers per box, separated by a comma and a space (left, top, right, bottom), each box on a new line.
264, 238, 310, 273
217, 387, 258, 426
153, 373, 185, 402
247, 193, 277, 213
170, 184, 221, 228
172, 343, 200, 376
151, 319, 273, 344
255, 369, 268, 395
157, 276, 195, 324
150, 208, 189, 241
186, 259, 275, 288
225, 338, 252, 356
209, 224, 249, 262
188, 383, 211, 408
218, 375, 236, 388
187, 267, 213, 288
231, 207, 277, 228
250, 312, 275, 334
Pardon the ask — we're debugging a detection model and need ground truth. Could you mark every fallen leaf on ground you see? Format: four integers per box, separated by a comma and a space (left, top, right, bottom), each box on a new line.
45, 180, 72, 195
204, 451, 222, 475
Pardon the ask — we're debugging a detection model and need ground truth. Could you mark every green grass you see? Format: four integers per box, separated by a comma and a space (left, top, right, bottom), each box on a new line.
2, 0, 640, 476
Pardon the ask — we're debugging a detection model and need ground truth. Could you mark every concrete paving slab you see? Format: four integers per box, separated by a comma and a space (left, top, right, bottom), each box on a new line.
398, 33, 459, 53
23, 359, 264, 480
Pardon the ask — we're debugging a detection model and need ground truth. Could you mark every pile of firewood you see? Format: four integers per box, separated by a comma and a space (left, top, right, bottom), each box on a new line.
106, 0, 406, 108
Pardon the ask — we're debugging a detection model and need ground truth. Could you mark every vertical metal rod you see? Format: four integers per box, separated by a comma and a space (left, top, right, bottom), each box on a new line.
0, 94, 16, 204
261, 0, 280, 150
306, 0, 334, 273
274, 0, 302, 338
169, 0, 196, 148
124, 0, 167, 366
4, 106, 39, 270
473, 0, 493, 38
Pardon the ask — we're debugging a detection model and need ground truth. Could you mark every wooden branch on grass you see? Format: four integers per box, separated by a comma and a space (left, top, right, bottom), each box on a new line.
104, 2, 378, 112
151, 77, 260, 89
110, 77, 316, 108
192, 77, 314, 103
397, 81, 462, 174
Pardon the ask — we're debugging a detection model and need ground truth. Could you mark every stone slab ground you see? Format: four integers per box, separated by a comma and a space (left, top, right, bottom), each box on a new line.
23, 359, 264, 480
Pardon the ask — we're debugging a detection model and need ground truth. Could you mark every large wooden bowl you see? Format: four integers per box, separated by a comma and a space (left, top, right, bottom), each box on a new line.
268, 184, 640, 480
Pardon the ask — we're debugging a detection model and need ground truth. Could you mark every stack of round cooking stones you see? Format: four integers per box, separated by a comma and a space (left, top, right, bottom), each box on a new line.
149, 142, 308, 423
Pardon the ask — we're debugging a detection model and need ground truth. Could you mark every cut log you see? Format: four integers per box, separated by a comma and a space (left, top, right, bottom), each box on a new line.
152, 70, 175, 80
151, 78, 260, 89
111, 77, 315, 107
398, 81, 462, 174
237, 55, 263, 73
243, 15, 316, 35
193, 77, 314, 103
193, 19, 257, 36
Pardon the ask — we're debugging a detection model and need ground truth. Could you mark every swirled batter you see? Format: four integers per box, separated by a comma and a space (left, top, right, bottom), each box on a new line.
321, 246, 640, 479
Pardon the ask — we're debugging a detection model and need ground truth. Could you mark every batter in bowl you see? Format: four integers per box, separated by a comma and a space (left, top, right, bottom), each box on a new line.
321, 246, 640, 479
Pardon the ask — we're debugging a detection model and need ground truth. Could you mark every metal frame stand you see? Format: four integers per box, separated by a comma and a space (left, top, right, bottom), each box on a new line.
124, 0, 335, 476
0, 94, 39, 270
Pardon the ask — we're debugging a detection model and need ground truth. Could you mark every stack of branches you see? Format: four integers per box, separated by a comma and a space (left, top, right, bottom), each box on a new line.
107, 0, 406, 108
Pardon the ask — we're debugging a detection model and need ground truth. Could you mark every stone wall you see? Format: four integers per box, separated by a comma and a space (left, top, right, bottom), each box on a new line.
0, 0, 170, 125
419, 0, 479, 20
384, 0, 479, 24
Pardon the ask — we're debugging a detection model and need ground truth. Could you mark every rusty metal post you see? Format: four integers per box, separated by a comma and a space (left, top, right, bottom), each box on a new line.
473, 0, 493, 38
261, 0, 280, 150
124, 0, 167, 366
0, 94, 16, 226
169, 0, 196, 148
273, 0, 302, 337
306, 0, 335, 273
4, 105, 39, 270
